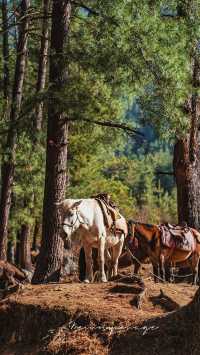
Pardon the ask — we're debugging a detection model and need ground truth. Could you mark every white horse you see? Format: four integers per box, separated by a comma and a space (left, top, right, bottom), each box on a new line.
57, 198, 127, 283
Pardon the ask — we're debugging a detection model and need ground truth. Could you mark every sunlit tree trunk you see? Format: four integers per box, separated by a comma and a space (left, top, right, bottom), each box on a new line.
0, 0, 30, 260
19, 224, 32, 271
32, 0, 71, 283
173, 56, 200, 230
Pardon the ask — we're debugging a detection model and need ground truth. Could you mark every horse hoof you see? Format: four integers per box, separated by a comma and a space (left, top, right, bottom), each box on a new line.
101, 277, 107, 283
83, 279, 90, 283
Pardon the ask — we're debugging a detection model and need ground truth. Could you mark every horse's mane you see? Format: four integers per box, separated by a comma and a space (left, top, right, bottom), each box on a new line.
128, 220, 155, 229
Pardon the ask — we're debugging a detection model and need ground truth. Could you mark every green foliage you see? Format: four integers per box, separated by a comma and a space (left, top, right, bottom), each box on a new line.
68, 139, 177, 222
1, 0, 187, 244
133, 0, 200, 140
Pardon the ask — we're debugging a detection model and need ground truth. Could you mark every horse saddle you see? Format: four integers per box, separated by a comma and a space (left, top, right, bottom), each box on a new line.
93, 193, 125, 234
160, 223, 196, 252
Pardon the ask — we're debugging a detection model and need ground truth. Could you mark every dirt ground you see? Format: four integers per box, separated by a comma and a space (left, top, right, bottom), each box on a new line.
0, 265, 198, 355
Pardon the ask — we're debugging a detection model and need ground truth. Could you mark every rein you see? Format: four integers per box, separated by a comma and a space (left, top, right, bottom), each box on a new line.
62, 210, 86, 229
124, 239, 166, 283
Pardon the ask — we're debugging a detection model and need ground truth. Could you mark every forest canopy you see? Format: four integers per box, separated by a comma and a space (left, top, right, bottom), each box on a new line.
1, 0, 200, 252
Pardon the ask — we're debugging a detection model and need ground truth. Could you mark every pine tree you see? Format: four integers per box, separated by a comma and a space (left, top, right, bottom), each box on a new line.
0, 0, 30, 260
32, 0, 71, 283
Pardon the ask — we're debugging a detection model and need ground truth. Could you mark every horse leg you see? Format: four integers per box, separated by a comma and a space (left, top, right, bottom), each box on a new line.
83, 244, 93, 283
169, 263, 175, 283
134, 261, 141, 276
152, 263, 159, 283
104, 248, 112, 280
98, 236, 107, 282
160, 254, 166, 282
112, 238, 124, 278
132, 250, 148, 277
78, 247, 86, 281
191, 253, 200, 285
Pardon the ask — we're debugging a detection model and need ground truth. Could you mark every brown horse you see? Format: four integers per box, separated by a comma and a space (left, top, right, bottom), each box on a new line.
128, 220, 200, 284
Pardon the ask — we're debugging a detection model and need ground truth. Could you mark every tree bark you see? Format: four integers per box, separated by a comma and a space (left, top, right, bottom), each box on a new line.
2, 0, 10, 101
0, 0, 30, 261
21, 0, 50, 260
173, 56, 200, 230
7, 240, 15, 264
173, 136, 200, 229
32, 0, 71, 284
19, 224, 32, 271
32, 220, 40, 251
35, 0, 50, 131
15, 230, 20, 266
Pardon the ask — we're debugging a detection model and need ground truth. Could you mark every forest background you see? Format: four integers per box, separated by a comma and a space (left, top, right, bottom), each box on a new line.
1, 0, 199, 261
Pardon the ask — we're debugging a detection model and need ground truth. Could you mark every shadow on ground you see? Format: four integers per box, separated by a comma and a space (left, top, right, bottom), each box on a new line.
110, 300, 200, 355
149, 289, 180, 312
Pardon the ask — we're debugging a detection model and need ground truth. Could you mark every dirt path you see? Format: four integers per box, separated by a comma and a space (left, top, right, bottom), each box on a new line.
0, 268, 198, 354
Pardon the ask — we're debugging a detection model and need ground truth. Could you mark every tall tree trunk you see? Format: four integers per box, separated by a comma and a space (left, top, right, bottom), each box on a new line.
2, 0, 10, 102
32, 1, 71, 284
13, 1, 19, 48
173, 136, 200, 229
25, 0, 50, 253
35, 0, 50, 131
173, 56, 200, 230
19, 224, 32, 271
7, 240, 15, 264
32, 220, 40, 251
0, 0, 30, 261
15, 230, 21, 266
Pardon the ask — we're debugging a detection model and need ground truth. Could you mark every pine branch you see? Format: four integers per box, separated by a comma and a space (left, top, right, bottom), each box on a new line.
0, 3, 21, 28
156, 171, 174, 176
70, 117, 144, 137
161, 14, 178, 19
0, 10, 51, 35
73, 1, 119, 26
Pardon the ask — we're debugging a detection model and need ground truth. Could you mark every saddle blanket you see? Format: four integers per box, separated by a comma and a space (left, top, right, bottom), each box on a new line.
159, 224, 196, 252
94, 194, 121, 227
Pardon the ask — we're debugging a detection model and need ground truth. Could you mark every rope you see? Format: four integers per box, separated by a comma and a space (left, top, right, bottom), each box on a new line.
124, 241, 166, 283
171, 273, 193, 278
124, 242, 194, 281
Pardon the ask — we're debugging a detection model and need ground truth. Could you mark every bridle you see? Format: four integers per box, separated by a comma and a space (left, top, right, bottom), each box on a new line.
62, 209, 86, 230
127, 220, 146, 243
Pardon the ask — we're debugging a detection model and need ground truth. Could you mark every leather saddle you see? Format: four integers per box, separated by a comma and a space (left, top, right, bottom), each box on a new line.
93, 193, 127, 235
159, 223, 196, 252
166, 223, 191, 237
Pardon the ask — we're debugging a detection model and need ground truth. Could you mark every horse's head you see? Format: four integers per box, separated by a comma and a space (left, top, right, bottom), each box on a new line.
56, 199, 83, 249
127, 220, 159, 251
126, 220, 138, 252
127, 220, 153, 242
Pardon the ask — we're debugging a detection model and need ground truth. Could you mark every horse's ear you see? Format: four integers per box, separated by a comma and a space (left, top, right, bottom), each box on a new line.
54, 200, 69, 212
71, 200, 82, 210
55, 200, 64, 208
128, 220, 135, 237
